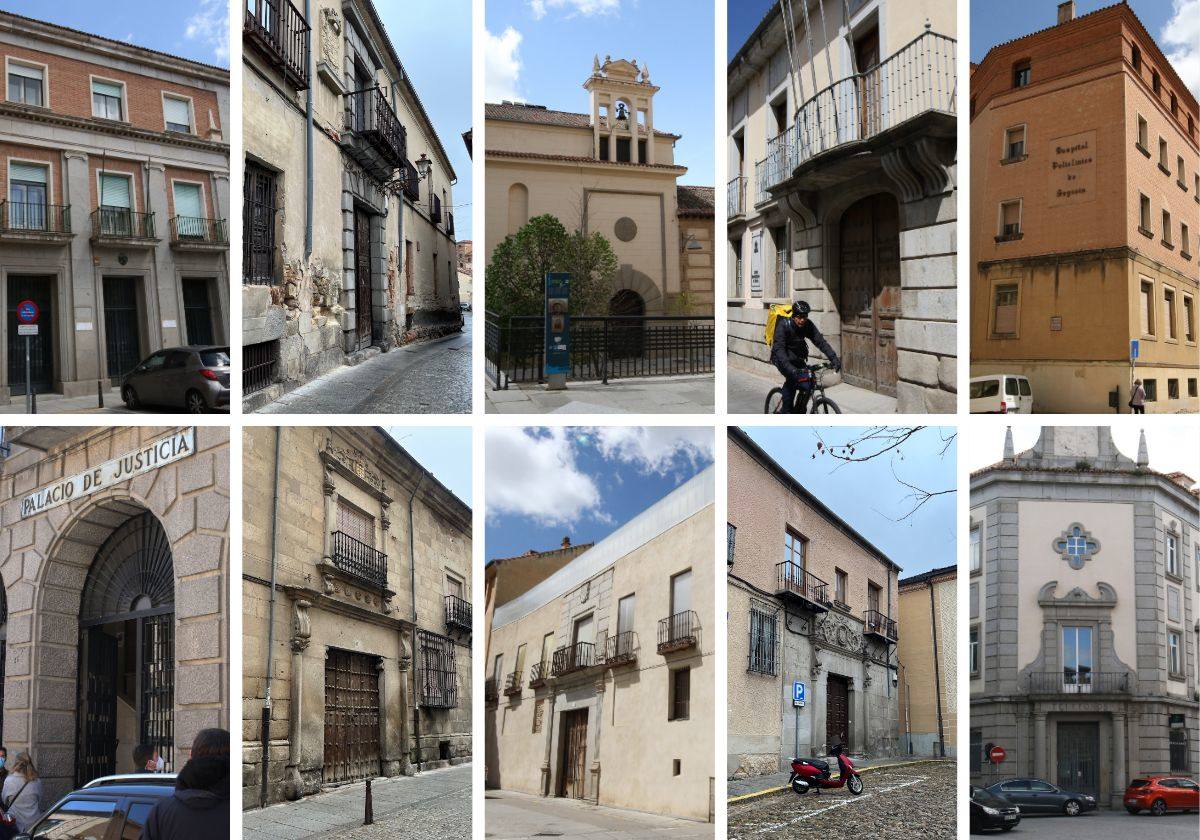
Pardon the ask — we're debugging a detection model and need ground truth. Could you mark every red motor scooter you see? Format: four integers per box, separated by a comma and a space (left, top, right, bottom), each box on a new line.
789, 743, 864, 796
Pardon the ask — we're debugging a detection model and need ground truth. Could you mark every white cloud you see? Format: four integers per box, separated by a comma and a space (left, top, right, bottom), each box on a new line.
527, 0, 621, 20
485, 26, 524, 102
1161, 0, 1200, 97
591, 426, 714, 475
184, 0, 229, 64
486, 427, 602, 526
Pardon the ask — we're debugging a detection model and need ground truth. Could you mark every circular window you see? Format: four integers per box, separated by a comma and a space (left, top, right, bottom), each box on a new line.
614, 217, 638, 242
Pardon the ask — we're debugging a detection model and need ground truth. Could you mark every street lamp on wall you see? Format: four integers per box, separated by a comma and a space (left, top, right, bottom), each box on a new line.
415, 153, 433, 181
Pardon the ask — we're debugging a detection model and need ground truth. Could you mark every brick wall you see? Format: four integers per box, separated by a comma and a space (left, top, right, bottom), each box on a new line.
0, 142, 64, 204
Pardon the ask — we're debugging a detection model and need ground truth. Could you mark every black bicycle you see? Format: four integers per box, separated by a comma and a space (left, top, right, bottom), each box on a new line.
764, 363, 842, 414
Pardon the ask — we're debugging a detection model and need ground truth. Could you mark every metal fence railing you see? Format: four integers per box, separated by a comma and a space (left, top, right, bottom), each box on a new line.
775, 562, 829, 606
244, 0, 310, 90
0, 201, 71, 234
863, 609, 898, 641
91, 207, 155, 240
727, 176, 745, 217
170, 215, 227, 244
657, 610, 700, 653
444, 594, 471, 631
604, 631, 638, 665
1026, 671, 1129, 694
329, 530, 388, 588
551, 642, 595, 676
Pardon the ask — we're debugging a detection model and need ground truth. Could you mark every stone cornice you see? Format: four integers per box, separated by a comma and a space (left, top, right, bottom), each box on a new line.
0, 102, 229, 156
976, 244, 1199, 289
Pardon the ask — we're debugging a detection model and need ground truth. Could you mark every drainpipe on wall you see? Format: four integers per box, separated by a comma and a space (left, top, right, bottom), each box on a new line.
928, 579, 946, 758
260, 426, 284, 808
408, 470, 425, 772
304, 0, 313, 257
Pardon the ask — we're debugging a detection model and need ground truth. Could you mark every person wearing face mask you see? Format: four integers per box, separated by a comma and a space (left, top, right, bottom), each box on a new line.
0, 746, 8, 787
139, 729, 228, 840
0, 751, 42, 837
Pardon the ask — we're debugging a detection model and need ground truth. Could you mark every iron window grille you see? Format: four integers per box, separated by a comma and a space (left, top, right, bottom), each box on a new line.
748, 608, 777, 675
418, 631, 458, 708
243, 339, 279, 395
243, 162, 278, 284
670, 667, 691, 721
727, 523, 736, 566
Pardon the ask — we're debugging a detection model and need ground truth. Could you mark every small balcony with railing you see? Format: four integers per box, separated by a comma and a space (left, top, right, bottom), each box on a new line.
444, 594, 471, 632
343, 85, 407, 181
430, 194, 442, 224
755, 28, 956, 196
447, 211, 455, 238
329, 530, 388, 589
604, 631, 638, 667
484, 678, 498, 703
657, 610, 700, 654
529, 661, 550, 688
863, 609, 898, 643
0, 201, 72, 244
551, 642, 596, 677
775, 563, 830, 613
90, 207, 157, 246
728, 176, 746, 219
401, 160, 421, 202
1025, 671, 1130, 696
169, 216, 228, 251
503, 669, 522, 697
244, 0, 310, 90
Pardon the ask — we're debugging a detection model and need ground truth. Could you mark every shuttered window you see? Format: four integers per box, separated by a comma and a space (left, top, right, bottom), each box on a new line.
669, 667, 690, 721
1004, 125, 1025, 158
99, 173, 131, 208
1140, 280, 1155, 336
7, 62, 43, 106
92, 79, 124, 120
1000, 201, 1021, 236
336, 498, 374, 547
173, 183, 202, 219
993, 285, 1018, 335
163, 96, 191, 132
9, 163, 47, 184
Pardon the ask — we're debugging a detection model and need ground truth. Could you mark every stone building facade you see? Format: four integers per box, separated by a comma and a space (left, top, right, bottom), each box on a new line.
484, 57, 714, 317
727, 428, 901, 778
727, 0, 958, 412
485, 468, 715, 822
242, 426, 471, 809
970, 2, 1199, 412
970, 426, 1199, 807
0, 11, 230, 402
0, 425, 229, 801
242, 0, 462, 411
897, 563, 956, 757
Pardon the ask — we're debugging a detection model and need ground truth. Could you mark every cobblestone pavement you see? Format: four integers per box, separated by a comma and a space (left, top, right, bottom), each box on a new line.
485, 789, 715, 840
728, 761, 955, 840
727, 754, 946, 799
727, 364, 899, 415
242, 763, 471, 840
257, 317, 471, 414
990, 808, 1199, 839
485, 374, 715, 414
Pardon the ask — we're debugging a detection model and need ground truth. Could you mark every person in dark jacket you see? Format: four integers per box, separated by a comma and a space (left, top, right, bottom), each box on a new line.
770, 300, 840, 413
139, 728, 229, 840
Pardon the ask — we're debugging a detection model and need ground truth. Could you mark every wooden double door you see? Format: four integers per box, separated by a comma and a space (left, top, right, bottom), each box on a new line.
839, 193, 899, 397
558, 709, 589, 799
826, 674, 849, 752
324, 648, 381, 783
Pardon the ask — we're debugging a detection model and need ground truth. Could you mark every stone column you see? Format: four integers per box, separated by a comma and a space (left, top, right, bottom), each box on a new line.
377, 658, 396, 776
1034, 712, 1047, 780
286, 598, 311, 800
63, 151, 94, 386
398, 628, 413, 775
322, 462, 336, 562
145, 162, 175, 350
1112, 713, 1126, 804
540, 693, 557, 796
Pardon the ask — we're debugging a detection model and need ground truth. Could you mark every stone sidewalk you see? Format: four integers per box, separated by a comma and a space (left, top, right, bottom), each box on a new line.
242, 763, 471, 840
0, 386, 138, 414
485, 374, 715, 414
485, 789, 715, 840
727, 755, 950, 800
727, 365, 898, 415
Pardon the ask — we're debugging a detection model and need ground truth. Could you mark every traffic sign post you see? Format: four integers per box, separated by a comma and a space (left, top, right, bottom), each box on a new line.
792, 681, 806, 707
988, 745, 1006, 765
15, 299, 39, 414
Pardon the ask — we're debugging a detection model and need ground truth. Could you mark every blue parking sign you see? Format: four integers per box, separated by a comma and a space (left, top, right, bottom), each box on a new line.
793, 681, 805, 704
1130, 339, 1139, 360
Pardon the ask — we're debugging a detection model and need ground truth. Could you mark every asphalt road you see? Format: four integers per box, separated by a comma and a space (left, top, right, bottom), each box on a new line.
728, 761, 956, 840
978, 808, 1200, 838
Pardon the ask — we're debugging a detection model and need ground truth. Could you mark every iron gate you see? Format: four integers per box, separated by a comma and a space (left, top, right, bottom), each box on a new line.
141, 613, 175, 767
103, 277, 142, 381
354, 209, 373, 349
1056, 722, 1099, 798
78, 627, 119, 786
243, 162, 277, 284
182, 278, 214, 345
6, 275, 54, 395
324, 649, 381, 783
559, 709, 589, 799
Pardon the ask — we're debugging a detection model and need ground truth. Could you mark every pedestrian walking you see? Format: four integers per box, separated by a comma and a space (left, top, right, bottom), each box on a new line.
139, 728, 229, 840
0, 751, 43, 838
1129, 379, 1146, 414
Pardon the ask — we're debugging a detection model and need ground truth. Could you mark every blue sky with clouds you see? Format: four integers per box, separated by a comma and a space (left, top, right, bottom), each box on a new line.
740, 426, 957, 576
385, 427, 473, 508
485, 0, 715, 186
376, 0, 474, 239
1, 0, 229, 67
486, 426, 714, 560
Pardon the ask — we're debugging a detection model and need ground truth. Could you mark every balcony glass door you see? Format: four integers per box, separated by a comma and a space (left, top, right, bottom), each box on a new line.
670, 570, 692, 616
9, 164, 48, 230
1062, 626, 1093, 690
99, 173, 132, 236
172, 182, 204, 238
616, 594, 635, 658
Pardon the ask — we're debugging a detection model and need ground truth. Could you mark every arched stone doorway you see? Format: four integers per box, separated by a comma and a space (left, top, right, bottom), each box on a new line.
76, 510, 175, 786
838, 193, 900, 396
609, 289, 646, 359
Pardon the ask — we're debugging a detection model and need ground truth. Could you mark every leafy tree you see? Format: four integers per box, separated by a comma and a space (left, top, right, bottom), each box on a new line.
486, 214, 618, 320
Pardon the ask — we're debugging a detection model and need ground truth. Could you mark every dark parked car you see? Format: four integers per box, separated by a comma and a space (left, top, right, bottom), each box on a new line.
16, 773, 177, 838
971, 785, 1021, 833
986, 778, 1097, 816
121, 346, 229, 413
1124, 775, 1199, 815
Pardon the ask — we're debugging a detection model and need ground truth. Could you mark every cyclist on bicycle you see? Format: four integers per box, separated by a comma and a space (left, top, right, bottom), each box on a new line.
770, 300, 841, 413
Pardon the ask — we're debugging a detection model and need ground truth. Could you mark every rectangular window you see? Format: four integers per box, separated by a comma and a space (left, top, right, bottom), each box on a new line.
7, 162, 49, 230
970, 525, 982, 573
1162, 210, 1173, 245
1178, 155, 1186, 183
172, 182, 204, 238
91, 78, 124, 120
969, 581, 980, 619
1140, 280, 1155, 336
784, 528, 806, 570
1013, 61, 1030, 88
7, 61, 44, 106
1061, 625, 1093, 688
1190, 378, 1198, 398
244, 160, 278, 285
1132, 45, 1141, 71
1139, 194, 1152, 232
835, 569, 848, 605
1167, 631, 1182, 677
1169, 719, 1189, 772
1167, 587, 1181, 623
999, 200, 1021, 237
540, 633, 554, 670
1167, 532, 1179, 577
867, 582, 881, 615
1168, 378, 1179, 399
727, 523, 736, 566
970, 730, 983, 773
748, 607, 777, 675
336, 497, 375, 546
1159, 137, 1169, 168
969, 625, 980, 676
993, 284, 1018, 335
670, 569, 692, 617
1165, 288, 1177, 339
1137, 115, 1148, 149
1144, 378, 1158, 401
163, 96, 192, 133
669, 667, 690, 720
1004, 125, 1026, 159
1185, 295, 1196, 341
492, 653, 504, 684
418, 631, 458, 707
1183, 224, 1192, 258
617, 594, 635, 638
772, 225, 788, 298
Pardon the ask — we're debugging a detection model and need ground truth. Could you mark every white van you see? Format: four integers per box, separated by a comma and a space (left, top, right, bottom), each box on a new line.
970, 374, 1034, 413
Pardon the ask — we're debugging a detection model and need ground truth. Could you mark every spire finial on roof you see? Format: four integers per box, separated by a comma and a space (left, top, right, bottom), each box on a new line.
1136, 429, 1149, 468
1003, 426, 1015, 462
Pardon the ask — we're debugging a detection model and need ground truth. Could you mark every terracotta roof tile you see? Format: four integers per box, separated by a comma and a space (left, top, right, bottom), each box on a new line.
677, 184, 715, 216
485, 101, 680, 138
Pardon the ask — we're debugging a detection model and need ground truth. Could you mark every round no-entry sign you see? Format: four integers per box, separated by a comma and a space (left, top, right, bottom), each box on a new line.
989, 745, 1007, 764
16, 300, 39, 324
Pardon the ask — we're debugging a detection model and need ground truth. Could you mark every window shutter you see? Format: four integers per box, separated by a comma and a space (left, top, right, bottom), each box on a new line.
173, 183, 202, 218
994, 287, 1018, 335
9, 63, 43, 81
9, 163, 47, 184
163, 97, 191, 128
336, 498, 374, 546
100, 174, 131, 208
92, 80, 123, 98
1001, 202, 1019, 229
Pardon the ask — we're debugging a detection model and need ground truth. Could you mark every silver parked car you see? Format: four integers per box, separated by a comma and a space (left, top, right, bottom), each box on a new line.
121, 346, 230, 413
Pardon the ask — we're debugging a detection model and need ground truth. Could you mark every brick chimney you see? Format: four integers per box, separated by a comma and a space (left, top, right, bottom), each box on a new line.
1057, 1, 1076, 24
561, 536, 571, 548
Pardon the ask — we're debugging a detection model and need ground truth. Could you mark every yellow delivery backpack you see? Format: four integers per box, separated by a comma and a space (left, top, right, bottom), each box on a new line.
764, 303, 792, 347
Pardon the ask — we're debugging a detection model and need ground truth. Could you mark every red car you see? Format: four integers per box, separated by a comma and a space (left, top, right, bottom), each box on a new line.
1124, 775, 1199, 815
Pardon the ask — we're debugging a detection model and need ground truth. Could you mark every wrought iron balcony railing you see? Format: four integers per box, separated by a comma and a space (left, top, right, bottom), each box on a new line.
863, 609, 898, 642
329, 530, 387, 589
657, 610, 700, 654
401, 160, 421, 202
1026, 671, 1130, 695
170, 216, 227, 245
244, 0, 310, 90
344, 85, 407, 169
431, 194, 442, 224
728, 176, 746, 217
551, 642, 595, 676
503, 669, 522, 696
775, 563, 830, 610
447, 211, 454, 237
484, 678, 498, 702
604, 631, 638, 666
91, 207, 156, 241
0, 201, 71, 236
755, 29, 956, 194
444, 594, 472, 631
529, 661, 549, 687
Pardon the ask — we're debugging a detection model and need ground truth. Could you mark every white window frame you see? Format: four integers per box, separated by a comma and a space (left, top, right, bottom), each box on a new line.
1164, 284, 1178, 341
1166, 531, 1179, 577
5, 56, 49, 108
970, 525, 982, 573
1003, 123, 1027, 159
6, 158, 55, 206
1167, 630, 1182, 677
161, 92, 196, 134
969, 625, 980, 677
95, 169, 139, 213
170, 177, 209, 220
997, 199, 1022, 237
89, 74, 128, 122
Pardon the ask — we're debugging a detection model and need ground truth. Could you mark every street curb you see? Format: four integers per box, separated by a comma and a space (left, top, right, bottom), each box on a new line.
726, 758, 951, 804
